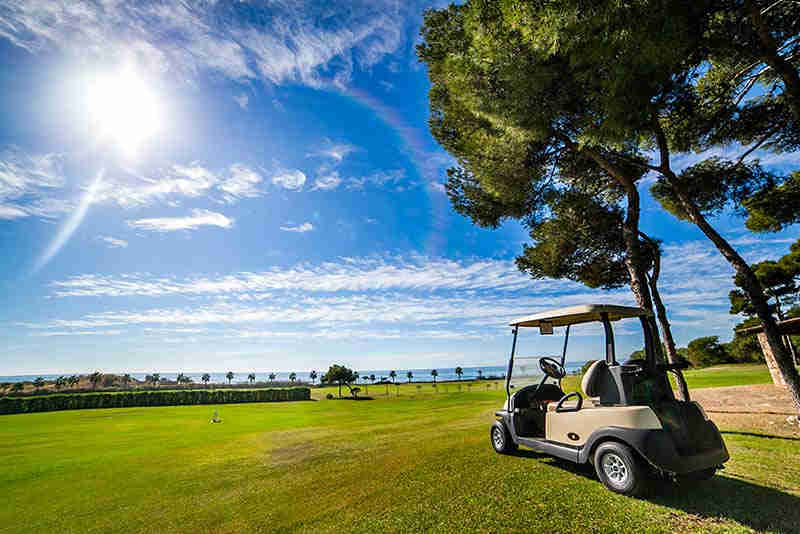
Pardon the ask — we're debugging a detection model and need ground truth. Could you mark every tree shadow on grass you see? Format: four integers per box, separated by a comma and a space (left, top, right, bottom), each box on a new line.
650, 475, 800, 533
513, 450, 800, 532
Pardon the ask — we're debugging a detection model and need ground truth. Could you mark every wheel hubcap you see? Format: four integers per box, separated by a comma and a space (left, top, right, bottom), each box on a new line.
493, 428, 504, 449
602, 453, 629, 487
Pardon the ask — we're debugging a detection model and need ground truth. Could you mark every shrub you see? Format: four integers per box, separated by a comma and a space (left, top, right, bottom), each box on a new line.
687, 336, 730, 367
326, 393, 334, 400
0, 387, 311, 415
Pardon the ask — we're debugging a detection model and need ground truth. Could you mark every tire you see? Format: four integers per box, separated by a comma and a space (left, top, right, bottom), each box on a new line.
491, 420, 517, 454
593, 442, 649, 497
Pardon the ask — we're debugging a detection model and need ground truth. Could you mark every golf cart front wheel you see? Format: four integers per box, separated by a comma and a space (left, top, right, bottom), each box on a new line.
491, 421, 517, 454
593, 442, 648, 496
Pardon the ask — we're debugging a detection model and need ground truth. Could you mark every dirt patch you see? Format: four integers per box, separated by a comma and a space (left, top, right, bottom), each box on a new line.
692, 384, 796, 415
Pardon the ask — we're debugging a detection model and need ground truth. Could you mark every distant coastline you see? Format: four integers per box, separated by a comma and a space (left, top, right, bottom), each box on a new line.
0, 361, 589, 385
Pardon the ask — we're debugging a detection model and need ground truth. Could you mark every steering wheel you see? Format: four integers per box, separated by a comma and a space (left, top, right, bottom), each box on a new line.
539, 357, 566, 380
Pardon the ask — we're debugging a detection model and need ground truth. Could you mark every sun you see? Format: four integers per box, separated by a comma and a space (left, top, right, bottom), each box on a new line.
87, 69, 161, 155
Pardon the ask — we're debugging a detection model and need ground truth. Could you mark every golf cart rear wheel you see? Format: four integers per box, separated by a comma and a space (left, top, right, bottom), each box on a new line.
594, 442, 648, 497
491, 421, 517, 454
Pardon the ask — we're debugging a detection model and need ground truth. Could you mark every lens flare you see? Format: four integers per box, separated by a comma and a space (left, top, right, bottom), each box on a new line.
34, 170, 103, 272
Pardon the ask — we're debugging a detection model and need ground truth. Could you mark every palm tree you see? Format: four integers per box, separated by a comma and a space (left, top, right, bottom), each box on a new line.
33, 377, 45, 388
121, 374, 131, 389
406, 371, 413, 383
201, 373, 211, 387
55, 376, 66, 389
226, 371, 234, 384
309, 370, 318, 384
248, 373, 256, 385
431, 369, 438, 384
68, 375, 79, 388
369, 374, 376, 383
455, 366, 463, 381
268, 372, 276, 382
477, 369, 483, 380
289, 372, 297, 383
11, 382, 23, 394
389, 370, 397, 383
176, 373, 186, 385
353, 371, 360, 384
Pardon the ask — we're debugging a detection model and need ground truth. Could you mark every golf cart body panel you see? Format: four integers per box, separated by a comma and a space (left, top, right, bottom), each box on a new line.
545, 405, 662, 446
494, 303, 729, 488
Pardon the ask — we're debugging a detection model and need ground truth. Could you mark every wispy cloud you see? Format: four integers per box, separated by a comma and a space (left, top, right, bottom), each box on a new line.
127, 209, 233, 232
279, 222, 314, 233
311, 172, 343, 191
233, 93, 248, 109
0, 148, 66, 218
272, 169, 306, 191
311, 141, 359, 162
218, 164, 263, 203
97, 236, 128, 248
0, 0, 413, 89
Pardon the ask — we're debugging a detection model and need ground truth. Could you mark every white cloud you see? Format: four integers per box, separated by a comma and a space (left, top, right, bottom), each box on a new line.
97, 236, 128, 248
0, 0, 412, 89
0, 204, 30, 219
312, 141, 358, 162
126, 209, 233, 232
280, 222, 314, 233
218, 164, 263, 203
272, 170, 306, 191
94, 164, 219, 208
0, 149, 66, 218
233, 93, 248, 109
347, 169, 406, 190
31, 330, 122, 337
312, 172, 343, 191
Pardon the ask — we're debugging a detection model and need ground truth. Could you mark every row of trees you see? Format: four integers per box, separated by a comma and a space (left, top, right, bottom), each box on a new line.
418, 0, 800, 410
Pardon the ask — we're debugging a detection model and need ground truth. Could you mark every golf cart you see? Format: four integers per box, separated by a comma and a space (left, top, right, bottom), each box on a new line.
491, 304, 728, 496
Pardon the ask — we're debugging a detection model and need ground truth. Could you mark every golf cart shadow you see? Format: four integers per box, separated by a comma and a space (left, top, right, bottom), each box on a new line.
527, 452, 800, 532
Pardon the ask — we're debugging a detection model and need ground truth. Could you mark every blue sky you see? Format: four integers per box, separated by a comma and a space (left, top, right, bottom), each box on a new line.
0, 0, 798, 375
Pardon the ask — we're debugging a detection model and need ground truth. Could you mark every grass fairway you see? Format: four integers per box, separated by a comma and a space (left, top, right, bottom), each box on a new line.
2, 365, 799, 533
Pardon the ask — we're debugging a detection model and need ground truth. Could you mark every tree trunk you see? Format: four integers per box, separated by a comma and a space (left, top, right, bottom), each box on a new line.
639, 232, 690, 401
666, 172, 800, 412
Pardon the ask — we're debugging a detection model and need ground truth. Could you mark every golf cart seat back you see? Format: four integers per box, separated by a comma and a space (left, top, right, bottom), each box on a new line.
581, 360, 620, 405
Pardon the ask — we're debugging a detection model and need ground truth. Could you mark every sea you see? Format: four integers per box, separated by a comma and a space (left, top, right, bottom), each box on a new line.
0, 361, 589, 385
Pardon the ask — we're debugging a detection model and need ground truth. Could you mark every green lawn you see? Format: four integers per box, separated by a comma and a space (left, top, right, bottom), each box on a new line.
2, 364, 798, 533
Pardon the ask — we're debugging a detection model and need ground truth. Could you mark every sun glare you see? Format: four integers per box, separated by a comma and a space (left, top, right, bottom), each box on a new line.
87, 69, 161, 155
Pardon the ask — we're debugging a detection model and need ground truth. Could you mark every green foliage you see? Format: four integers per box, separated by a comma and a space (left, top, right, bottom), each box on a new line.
650, 159, 779, 221
744, 172, 800, 232
225, 371, 234, 384
729, 239, 800, 317
0, 388, 311, 415
325, 364, 356, 398
687, 336, 730, 367
516, 191, 635, 289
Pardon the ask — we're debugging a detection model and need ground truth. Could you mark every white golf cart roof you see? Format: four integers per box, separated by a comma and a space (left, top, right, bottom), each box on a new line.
509, 304, 651, 328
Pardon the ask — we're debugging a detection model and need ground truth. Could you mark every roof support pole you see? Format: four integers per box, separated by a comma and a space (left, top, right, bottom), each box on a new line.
601, 312, 616, 365
560, 324, 570, 368
505, 325, 519, 400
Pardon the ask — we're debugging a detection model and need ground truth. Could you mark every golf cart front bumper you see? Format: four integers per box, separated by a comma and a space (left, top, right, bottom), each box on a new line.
581, 424, 729, 475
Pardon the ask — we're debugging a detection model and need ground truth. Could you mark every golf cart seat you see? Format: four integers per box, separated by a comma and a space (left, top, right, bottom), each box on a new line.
581, 360, 620, 405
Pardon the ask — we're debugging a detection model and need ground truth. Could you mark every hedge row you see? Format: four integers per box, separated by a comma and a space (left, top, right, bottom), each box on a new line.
0, 388, 310, 415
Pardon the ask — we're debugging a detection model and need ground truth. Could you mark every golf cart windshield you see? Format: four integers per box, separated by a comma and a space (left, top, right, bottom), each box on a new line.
509, 356, 560, 390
